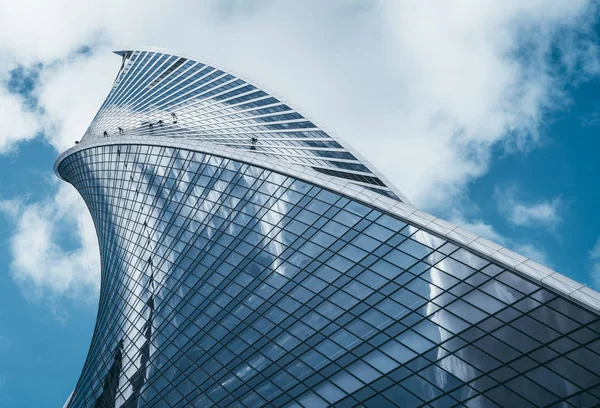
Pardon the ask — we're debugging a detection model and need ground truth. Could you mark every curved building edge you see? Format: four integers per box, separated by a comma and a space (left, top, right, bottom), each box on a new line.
87, 46, 411, 205
55, 136, 600, 316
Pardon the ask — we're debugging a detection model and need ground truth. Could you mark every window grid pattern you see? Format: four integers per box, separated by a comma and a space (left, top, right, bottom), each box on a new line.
59, 144, 600, 408
81, 50, 400, 200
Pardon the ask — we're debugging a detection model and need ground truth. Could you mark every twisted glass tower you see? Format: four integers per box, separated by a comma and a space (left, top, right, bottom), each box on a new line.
56, 48, 600, 408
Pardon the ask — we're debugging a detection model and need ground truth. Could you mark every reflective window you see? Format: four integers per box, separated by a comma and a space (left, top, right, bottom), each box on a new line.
58, 144, 600, 408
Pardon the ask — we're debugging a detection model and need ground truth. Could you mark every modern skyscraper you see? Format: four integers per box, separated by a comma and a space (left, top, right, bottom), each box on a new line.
56, 48, 600, 408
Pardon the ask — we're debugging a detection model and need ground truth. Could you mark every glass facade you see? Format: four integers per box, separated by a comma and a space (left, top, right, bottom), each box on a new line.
81, 49, 404, 202
56, 49, 600, 408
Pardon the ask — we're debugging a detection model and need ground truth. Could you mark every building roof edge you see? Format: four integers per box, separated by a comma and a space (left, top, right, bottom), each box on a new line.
54, 136, 600, 315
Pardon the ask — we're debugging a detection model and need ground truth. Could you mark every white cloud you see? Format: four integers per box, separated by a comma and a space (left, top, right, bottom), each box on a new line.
0, 1, 597, 301
514, 243, 549, 266
451, 216, 549, 265
495, 186, 564, 229
0, 1, 595, 208
0, 183, 100, 303
589, 238, 600, 289
450, 217, 506, 244
0, 88, 39, 153
35, 51, 119, 152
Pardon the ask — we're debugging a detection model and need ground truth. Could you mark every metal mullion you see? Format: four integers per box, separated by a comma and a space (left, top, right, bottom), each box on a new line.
96, 52, 156, 122
112, 53, 169, 109
152, 167, 287, 343
187, 88, 265, 115
132, 62, 202, 112
95, 64, 134, 117
94, 50, 142, 114
203, 101, 286, 122
136, 67, 218, 115
147, 74, 237, 115
122, 58, 199, 113
151, 158, 261, 334
133, 64, 211, 114
146, 156, 230, 290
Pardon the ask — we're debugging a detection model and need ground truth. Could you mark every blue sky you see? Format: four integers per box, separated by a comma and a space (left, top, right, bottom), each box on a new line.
0, 1, 599, 406
468, 77, 600, 284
